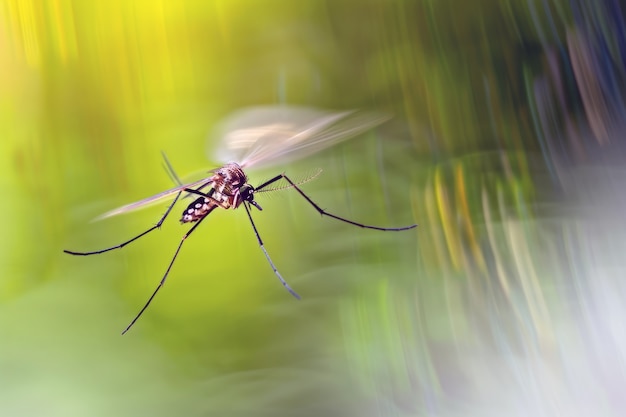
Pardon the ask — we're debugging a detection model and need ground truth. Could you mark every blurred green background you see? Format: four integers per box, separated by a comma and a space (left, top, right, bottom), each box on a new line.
2, 0, 626, 416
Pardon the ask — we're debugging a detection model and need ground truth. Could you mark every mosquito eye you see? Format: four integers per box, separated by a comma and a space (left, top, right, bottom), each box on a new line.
241, 185, 254, 198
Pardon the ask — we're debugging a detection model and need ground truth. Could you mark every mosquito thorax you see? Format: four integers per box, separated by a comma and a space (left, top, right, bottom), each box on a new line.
180, 162, 253, 223
215, 162, 247, 185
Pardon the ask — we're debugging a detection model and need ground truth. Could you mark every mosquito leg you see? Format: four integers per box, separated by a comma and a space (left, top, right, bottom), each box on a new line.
183, 188, 215, 198
254, 174, 284, 191
161, 151, 183, 186
121, 211, 211, 334
256, 174, 417, 231
243, 202, 301, 300
64, 190, 183, 256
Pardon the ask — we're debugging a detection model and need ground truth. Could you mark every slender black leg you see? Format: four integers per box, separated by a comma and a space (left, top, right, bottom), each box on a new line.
255, 174, 417, 231
64, 153, 186, 257
254, 174, 285, 191
121, 211, 212, 334
183, 188, 216, 199
243, 202, 301, 300
64, 190, 183, 256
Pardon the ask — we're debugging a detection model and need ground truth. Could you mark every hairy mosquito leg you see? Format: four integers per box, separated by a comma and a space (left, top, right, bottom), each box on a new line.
243, 202, 301, 300
255, 174, 418, 231
121, 210, 213, 334
64, 191, 183, 256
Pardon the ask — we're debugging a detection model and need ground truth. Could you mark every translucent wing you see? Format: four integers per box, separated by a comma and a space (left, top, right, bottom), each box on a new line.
95, 176, 214, 220
212, 106, 390, 169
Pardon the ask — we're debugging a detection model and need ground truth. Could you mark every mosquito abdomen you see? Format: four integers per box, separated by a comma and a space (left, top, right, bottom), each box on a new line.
181, 197, 218, 223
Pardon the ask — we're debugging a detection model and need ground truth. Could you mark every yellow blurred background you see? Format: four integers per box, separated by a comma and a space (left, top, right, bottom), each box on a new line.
2, 0, 626, 416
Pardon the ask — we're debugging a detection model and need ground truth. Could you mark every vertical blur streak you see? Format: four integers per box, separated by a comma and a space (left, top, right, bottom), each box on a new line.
434, 167, 461, 271
7, 1, 40, 68
568, 28, 612, 144
454, 164, 485, 273
340, 280, 444, 416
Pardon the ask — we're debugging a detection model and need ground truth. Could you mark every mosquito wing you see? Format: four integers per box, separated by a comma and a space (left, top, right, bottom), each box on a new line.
95, 176, 214, 220
212, 106, 390, 169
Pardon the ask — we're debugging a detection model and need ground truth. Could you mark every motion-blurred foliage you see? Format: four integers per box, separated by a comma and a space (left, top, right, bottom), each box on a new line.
2, 0, 626, 416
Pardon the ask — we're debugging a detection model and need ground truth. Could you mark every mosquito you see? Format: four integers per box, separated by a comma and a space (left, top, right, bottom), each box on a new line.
64, 106, 417, 334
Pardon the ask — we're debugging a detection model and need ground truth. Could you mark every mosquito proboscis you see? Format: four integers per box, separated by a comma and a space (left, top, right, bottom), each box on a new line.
64, 106, 417, 334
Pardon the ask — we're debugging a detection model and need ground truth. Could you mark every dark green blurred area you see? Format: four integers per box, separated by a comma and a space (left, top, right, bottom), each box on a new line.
3, 1, 626, 416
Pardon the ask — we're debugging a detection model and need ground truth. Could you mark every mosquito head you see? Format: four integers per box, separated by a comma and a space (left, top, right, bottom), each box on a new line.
241, 183, 263, 211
